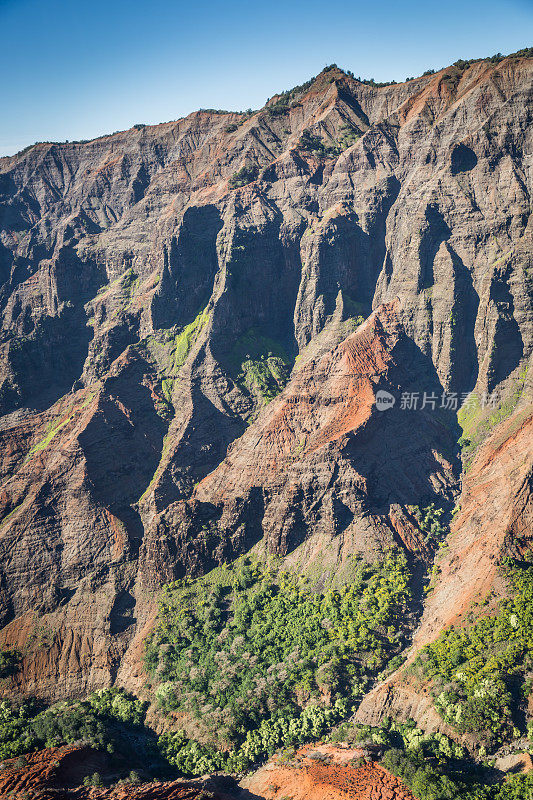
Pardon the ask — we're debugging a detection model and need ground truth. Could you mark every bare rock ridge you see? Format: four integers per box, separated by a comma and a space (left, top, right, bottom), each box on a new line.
0, 54, 531, 719
167, 300, 455, 571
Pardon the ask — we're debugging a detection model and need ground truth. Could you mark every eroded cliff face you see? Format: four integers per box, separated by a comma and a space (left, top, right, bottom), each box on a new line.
354, 401, 533, 736
0, 56, 531, 702
163, 301, 455, 575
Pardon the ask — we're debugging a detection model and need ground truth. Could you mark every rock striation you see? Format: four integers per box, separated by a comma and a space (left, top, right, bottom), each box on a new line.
0, 55, 531, 705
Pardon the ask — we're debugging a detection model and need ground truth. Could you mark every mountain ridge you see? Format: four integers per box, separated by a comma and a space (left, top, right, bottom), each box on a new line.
3, 47, 532, 161
0, 49, 532, 798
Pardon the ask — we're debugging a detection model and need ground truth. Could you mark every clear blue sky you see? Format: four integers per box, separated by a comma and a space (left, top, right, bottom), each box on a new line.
0, 0, 531, 157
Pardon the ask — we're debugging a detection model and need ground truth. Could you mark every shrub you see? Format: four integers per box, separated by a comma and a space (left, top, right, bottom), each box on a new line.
0, 650, 22, 678
407, 503, 447, 546
146, 552, 412, 757
298, 130, 328, 155
128, 769, 142, 784
83, 772, 103, 787
0, 701, 38, 759
267, 102, 289, 117
417, 561, 533, 749
298, 126, 359, 159
228, 165, 258, 189
0, 688, 147, 762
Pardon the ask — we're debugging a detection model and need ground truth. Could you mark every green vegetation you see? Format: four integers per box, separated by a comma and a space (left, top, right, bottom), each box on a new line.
228, 165, 258, 188
0, 701, 38, 759
237, 355, 290, 403
341, 717, 473, 799
158, 700, 348, 774
23, 390, 99, 463
298, 129, 338, 159
267, 98, 291, 117
143, 307, 210, 378
6, 679, 531, 795
161, 377, 174, 404
0, 503, 24, 529
138, 431, 173, 503
407, 503, 448, 547
264, 74, 319, 114
343, 315, 365, 333
330, 716, 533, 800
120, 267, 138, 302
84, 772, 104, 786
450, 49, 533, 70
437, 51, 533, 95
25, 413, 73, 458
263, 51, 533, 114
382, 743, 533, 800
415, 560, 533, 750
225, 111, 255, 132
353, 76, 398, 87
9, 548, 414, 779
145, 552, 413, 768
227, 329, 293, 404
5, 556, 533, 793
264, 62, 395, 110
298, 125, 360, 160
170, 308, 209, 372
0, 688, 148, 761
94, 268, 138, 304
0, 649, 22, 678
337, 123, 361, 151
133, 309, 211, 496
457, 366, 529, 468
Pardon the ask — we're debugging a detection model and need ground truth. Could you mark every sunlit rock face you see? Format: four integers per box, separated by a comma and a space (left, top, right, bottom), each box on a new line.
0, 56, 531, 701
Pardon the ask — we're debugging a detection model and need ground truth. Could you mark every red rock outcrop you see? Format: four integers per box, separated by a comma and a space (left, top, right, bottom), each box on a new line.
0, 55, 531, 701
241, 743, 416, 800
155, 300, 452, 577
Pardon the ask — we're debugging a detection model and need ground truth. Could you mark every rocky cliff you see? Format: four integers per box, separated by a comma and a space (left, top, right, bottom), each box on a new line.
0, 54, 531, 721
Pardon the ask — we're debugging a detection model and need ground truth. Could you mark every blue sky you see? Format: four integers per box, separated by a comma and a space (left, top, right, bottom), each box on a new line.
0, 0, 531, 157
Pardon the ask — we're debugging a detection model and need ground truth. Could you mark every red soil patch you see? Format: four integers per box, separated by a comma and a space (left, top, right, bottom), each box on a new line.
241, 743, 416, 800
0, 746, 230, 799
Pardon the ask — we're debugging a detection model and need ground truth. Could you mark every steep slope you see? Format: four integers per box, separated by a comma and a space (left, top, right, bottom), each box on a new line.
0, 54, 531, 706
152, 300, 455, 579
0, 743, 417, 799
355, 397, 533, 737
